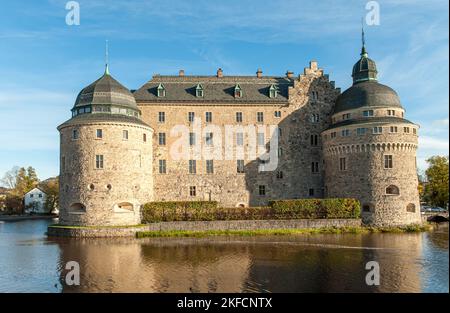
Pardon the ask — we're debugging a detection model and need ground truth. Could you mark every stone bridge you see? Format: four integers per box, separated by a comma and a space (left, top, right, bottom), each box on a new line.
422, 212, 449, 223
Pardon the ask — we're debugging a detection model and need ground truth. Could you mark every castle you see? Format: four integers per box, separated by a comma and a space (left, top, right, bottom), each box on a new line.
57, 40, 422, 227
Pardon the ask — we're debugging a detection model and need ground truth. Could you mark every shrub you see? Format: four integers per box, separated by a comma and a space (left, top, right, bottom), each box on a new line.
268, 198, 360, 219
141, 199, 360, 223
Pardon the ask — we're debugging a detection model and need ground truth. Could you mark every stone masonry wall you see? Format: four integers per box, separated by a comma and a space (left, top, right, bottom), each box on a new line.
137, 61, 341, 208
58, 120, 154, 226
322, 117, 422, 226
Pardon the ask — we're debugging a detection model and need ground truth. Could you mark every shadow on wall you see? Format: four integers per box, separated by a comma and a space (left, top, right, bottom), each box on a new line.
244, 77, 334, 207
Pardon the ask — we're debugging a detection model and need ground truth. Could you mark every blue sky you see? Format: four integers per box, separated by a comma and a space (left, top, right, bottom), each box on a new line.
0, 0, 448, 182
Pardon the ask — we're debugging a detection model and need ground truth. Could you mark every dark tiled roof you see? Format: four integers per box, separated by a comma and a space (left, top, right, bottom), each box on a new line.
133, 75, 293, 104
326, 117, 415, 130
58, 113, 150, 129
74, 74, 138, 109
333, 81, 402, 114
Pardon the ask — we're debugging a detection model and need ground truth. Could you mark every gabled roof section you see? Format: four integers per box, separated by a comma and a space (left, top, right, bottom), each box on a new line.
133, 75, 292, 104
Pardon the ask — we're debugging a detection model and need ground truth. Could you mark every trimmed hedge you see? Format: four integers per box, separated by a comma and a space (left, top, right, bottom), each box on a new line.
141, 199, 360, 223
268, 198, 360, 219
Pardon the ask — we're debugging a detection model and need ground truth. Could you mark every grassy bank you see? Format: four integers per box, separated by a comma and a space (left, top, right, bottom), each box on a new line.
136, 224, 432, 238
48, 224, 147, 229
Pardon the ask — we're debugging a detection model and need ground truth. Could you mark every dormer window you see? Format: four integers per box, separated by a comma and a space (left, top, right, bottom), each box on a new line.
157, 83, 166, 97
196, 84, 204, 97
269, 84, 278, 98
234, 84, 242, 98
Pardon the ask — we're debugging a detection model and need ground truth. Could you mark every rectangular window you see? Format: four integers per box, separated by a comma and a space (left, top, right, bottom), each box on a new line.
311, 114, 320, 123
357, 128, 367, 135
158, 133, 166, 145
189, 186, 196, 197
387, 110, 396, 116
236, 112, 243, 123
257, 133, 265, 146
95, 155, 104, 169
310, 134, 318, 146
311, 161, 319, 173
339, 157, 347, 171
237, 160, 245, 173
390, 126, 398, 133
189, 160, 196, 174
96, 129, 103, 139
158, 112, 165, 123
404, 127, 410, 133
206, 160, 214, 174
258, 185, 266, 196
274, 111, 281, 118
143, 133, 147, 142
189, 132, 196, 146
384, 155, 393, 169
257, 112, 264, 123
309, 188, 315, 197
206, 132, 213, 146
331, 132, 337, 138
342, 113, 351, 120
188, 112, 195, 122
61, 156, 66, 171
276, 170, 283, 179
159, 160, 166, 174
413, 128, 417, 134
373, 127, 383, 134
123, 130, 128, 140
236, 132, 244, 146
341, 129, 350, 137
363, 110, 374, 117
205, 112, 212, 123
72, 129, 79, 140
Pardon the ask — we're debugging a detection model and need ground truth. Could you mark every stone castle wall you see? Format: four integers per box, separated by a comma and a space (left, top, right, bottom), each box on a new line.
138, 62, 341, 207
58, 121, 154, 226
322, 122, 422, 226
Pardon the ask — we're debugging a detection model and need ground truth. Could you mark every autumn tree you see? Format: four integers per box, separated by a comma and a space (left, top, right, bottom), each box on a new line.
40, 177, 59, 213
424, 156, 449, 208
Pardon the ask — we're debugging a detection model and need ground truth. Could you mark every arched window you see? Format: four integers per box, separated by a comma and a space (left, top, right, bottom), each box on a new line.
406, 203, 416, 212
69, 203, 86, 213
114, 202, 134, 213
386, 185, 400, 195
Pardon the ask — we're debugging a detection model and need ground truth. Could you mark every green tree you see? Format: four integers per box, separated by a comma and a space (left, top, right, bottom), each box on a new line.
1, 166, 40, 213
40, 177, 59, 214
424, 156, 449, 208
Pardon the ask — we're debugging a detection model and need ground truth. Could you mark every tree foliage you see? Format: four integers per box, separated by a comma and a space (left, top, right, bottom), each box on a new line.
1, 166, 40, 213
424, 156, 449, 208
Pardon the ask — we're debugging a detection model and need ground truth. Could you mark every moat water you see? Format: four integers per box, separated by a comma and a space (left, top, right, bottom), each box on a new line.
0, 219, 448, 293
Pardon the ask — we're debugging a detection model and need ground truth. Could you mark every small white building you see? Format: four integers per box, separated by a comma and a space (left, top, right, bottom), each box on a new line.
24, 187, 49, 214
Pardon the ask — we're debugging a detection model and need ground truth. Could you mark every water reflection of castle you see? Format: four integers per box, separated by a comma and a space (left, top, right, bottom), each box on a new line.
56, 234, 423, 293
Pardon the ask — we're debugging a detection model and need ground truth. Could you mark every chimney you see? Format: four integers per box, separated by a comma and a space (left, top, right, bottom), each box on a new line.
286, 71, 294, 78
217, 68, 223, 78
179, 69, 185, 77
256, 68, 263, 78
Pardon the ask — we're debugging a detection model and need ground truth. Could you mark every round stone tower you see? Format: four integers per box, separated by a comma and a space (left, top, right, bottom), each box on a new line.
57, 66, 153, 226
322, 42, 421, 226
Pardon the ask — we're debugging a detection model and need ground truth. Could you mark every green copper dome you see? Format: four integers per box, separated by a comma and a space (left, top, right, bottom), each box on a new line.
71, 69, 140, 118
352, 46, 378, 84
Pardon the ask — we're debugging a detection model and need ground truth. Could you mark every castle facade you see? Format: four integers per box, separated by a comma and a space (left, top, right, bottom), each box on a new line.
57, 43, 422, 227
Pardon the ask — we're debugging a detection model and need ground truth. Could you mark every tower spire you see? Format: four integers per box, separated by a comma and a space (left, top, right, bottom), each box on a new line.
105, 40, 110, 75
361, 19, 368, 57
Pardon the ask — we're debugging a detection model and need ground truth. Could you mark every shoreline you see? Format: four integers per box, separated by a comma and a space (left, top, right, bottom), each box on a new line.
136, 224, 434, 238
0, 214, 58, 222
